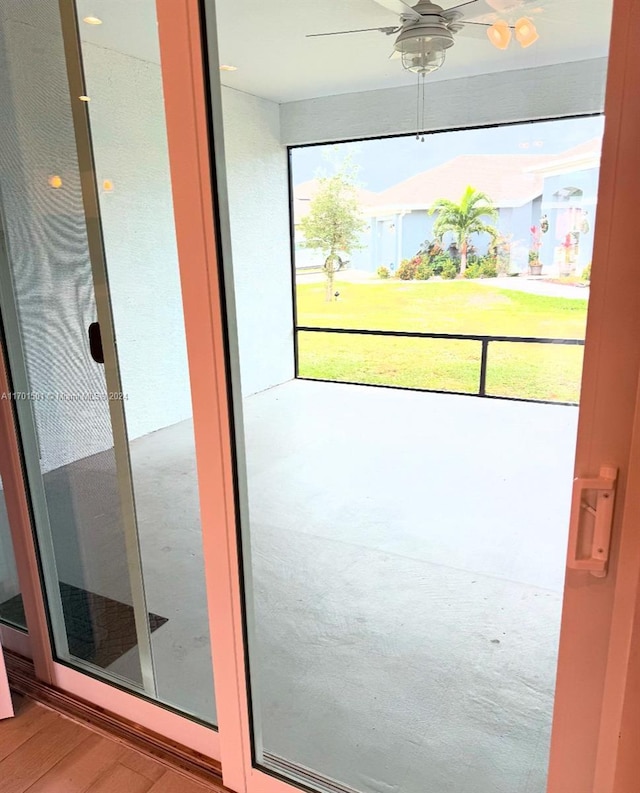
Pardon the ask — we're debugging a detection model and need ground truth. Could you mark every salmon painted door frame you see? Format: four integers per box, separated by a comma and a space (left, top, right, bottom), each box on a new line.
0, 634, 13, 720
4, 0, 640, 788
547, 0, 640, 789
169, 0, 640, 791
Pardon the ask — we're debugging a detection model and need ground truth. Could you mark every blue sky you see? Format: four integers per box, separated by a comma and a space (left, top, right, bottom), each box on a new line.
290, 115, 605, 192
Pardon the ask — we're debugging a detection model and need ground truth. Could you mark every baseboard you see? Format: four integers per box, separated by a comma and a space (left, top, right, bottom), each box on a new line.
4, 650, 228, 791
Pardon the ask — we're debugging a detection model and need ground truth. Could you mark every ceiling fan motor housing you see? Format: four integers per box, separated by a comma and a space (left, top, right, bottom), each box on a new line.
394, 21, 455, 55
393, 1, 458, 64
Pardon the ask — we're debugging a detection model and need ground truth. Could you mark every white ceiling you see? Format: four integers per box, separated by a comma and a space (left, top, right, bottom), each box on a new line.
76, 0, 612, 104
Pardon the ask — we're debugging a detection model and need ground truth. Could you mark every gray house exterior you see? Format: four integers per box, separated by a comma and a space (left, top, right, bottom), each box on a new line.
294, 138, 600, 277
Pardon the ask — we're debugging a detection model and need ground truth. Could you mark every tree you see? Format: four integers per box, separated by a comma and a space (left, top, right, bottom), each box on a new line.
299, 162, 366, 301
428, 186, 498, 276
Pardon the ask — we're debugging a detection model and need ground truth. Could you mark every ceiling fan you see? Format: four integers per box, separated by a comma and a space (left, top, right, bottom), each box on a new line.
307, 0, 542, 75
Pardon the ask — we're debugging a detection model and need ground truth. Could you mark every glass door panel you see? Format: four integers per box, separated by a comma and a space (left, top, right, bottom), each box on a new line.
73, 0, 216, 724
0, 0, 216, 727
205, 0, 614, 792
0, 0, 152, 689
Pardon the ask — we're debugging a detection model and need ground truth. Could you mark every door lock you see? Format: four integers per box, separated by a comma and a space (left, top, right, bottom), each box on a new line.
567, 465, 618, 578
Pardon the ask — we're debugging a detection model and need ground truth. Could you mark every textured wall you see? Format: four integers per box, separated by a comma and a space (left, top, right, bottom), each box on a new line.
0, 2, 114, 472
0, 0, 193, 477
280, 59, 608, 146
221, 87, 294, 397
81, 42, 193, 441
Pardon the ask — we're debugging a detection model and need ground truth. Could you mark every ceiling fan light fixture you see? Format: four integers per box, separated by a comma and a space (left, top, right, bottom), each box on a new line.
394, 24, 453, 75
401, 46, 446, 74
487, 19, 511, 50
514, 17, 539, 47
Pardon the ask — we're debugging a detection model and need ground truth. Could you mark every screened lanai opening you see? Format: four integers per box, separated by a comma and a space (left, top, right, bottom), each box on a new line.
291, 116, 601, 404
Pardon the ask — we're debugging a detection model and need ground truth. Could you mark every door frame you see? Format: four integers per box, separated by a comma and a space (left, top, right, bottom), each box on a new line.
4, 0, 640, 789
192, 0, 640, 790
0, 631, 13, 720
57, 0, 156, 697
547, 0, 640, 789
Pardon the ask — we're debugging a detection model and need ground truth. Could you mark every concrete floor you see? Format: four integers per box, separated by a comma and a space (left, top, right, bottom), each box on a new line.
241, 380, 577, 793
1, 379, 579, 793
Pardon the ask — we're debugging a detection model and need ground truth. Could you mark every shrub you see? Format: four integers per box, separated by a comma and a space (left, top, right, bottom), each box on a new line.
479, 256, 497, 278
397, 254, 434, 280
464, 263, 481, 279
415, 261, 433, 280
377, 265, 390, 279
582, 263, 591, 282
493, 234, 512, 275
464, 257, 497, 279
430, 253, 451, 276
440, 260, 458, 280
397, 258, 419, 280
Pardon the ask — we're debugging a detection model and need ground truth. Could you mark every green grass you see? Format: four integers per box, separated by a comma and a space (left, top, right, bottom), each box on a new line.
296, 280, 588, 402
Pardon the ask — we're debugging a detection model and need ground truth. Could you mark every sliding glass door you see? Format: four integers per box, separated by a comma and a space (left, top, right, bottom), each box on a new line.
199, 0, 640, 792
3, 0, 640, 791
0, 0, 216, 735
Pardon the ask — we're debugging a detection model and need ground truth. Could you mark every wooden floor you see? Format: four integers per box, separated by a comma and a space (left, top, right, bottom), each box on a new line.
0, 693, 220, 793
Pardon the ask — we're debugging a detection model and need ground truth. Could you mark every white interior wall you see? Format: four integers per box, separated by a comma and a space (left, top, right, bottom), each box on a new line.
221, 87, 294, 397
81, 42, 193, 441
280, 59, 607, 145
0, 0, 195, 470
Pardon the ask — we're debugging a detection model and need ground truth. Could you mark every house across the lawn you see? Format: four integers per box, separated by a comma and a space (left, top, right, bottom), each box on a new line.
293, 138, 601, 277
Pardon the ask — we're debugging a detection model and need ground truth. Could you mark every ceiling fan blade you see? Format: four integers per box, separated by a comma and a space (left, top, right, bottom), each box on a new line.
442, 0, 482, 16
456, 18, 515, 37
481, 0, 545, 17
456, 20, 493, 38
371, 0, 421, 22
306, 26, 397, 37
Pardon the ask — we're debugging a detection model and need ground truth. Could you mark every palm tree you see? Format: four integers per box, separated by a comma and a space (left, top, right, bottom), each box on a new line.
428, 186, 499, 276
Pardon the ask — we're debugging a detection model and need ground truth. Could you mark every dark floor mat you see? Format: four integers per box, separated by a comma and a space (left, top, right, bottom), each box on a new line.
0, 582, 167, 669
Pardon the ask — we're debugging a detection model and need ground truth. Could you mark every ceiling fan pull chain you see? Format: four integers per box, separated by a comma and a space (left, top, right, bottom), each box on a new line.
416, 71, 421, 140
420, 72, 427, 143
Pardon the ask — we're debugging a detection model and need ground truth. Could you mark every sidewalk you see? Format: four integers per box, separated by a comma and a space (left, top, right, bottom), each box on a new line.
476, 276, 590, 300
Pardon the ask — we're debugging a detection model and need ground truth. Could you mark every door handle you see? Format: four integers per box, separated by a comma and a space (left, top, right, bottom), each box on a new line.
88, 322, 104, 364
567, 465, 617, 578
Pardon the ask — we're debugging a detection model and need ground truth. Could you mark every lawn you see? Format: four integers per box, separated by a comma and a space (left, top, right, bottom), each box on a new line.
296, 279, 589, 403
